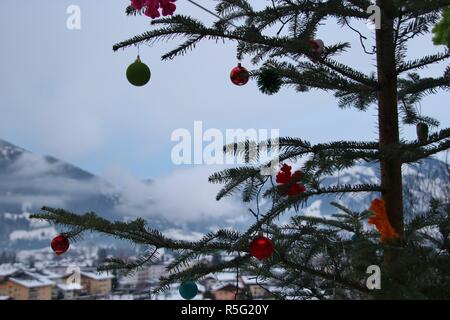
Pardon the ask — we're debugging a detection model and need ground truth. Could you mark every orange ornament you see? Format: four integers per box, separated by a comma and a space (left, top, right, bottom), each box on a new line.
367, 198, 399, 244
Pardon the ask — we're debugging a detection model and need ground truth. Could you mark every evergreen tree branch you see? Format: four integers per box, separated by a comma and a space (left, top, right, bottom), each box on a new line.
278, 255, 371, 294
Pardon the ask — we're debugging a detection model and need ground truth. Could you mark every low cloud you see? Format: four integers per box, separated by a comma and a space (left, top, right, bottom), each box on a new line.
102, 165, 248, 224
1, 153, 248, 228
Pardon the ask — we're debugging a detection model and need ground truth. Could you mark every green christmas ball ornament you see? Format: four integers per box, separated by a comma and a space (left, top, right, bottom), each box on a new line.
179, 281, 198, 300
126, 56, 151, 87
417, 122, 429, 143
257, 67, 282, 95
432, 7, 450, 47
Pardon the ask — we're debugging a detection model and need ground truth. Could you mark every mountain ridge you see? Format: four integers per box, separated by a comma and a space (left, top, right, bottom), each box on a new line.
0, 138, 448, 250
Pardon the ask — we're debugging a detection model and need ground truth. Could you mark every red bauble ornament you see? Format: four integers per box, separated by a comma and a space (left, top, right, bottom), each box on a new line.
249, 236, 274, 260
306, 39, 324, 62
308, 39, 324, 53
51, 235, 70, 256
230, 63, 250, 86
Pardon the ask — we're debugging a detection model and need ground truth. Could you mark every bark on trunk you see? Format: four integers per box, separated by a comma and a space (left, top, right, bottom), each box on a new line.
375, 1, 404, 252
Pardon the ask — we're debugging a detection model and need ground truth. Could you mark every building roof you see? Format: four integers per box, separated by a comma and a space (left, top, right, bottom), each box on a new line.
31, 269, 63, 280
9, 272, 55, 288
210, 272, 238, 282
196, 284, 205, 292
240, 276, 264, 285
0, 265, 18, 277
81, 271, 114, 280
211, 282, 244, 292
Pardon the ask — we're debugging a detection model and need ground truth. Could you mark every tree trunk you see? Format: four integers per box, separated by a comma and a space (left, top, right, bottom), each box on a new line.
376, 1, 404, 251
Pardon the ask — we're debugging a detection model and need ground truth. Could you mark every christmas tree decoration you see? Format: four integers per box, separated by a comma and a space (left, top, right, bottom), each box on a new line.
179, 281, 198, 300
230, 63, 250, 86
307, 39, 325, 61
368, 199, 399, 244
31, 0, 450, 300
130, 0, 177, 19
351, 234, 359, 242
276, 164, 306, 196
249, 235, 274, 260
257, 67, 282, 95
245, 24, 262, 42
126, 56, 151, 87
417, 122, 429, 143
51, 235, 70, 256
308, 39, 324, 53
432, 7, 450, 47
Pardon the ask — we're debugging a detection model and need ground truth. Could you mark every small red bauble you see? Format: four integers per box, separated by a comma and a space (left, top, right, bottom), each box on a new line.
306, 39, 324, 62
51, 235, 70, 256
249, 236, 274, 260
308, 39, 324, 53
230, 63, 250, 86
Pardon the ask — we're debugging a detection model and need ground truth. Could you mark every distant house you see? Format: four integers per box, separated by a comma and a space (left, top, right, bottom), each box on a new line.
0, 271, 55, 300
211, 283, 243, 300
80, 271, 113, 296
55, 283, 83, 300
148, 264, 166, 283
118, 269, 149, 290
118, 264, 164, 290
240, 276, 268, 299
203, 272, 238, 291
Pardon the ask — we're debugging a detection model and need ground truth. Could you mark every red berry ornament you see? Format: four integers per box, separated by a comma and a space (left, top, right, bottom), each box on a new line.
130, 0, 176, 19
51, 235, 70, 256
276, 164, 306, 196
230, 63, 250, 86
250, 236, 274, 260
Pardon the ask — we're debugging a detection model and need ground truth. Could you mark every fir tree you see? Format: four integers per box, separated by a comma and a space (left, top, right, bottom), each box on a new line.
32, 1, 450, 299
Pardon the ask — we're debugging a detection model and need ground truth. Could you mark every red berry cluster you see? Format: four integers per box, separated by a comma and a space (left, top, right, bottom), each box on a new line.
131, 0, 176, 19
276, 164, 306, 196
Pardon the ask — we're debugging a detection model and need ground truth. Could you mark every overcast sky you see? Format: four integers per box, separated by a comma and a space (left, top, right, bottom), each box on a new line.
1, 0, 449, 183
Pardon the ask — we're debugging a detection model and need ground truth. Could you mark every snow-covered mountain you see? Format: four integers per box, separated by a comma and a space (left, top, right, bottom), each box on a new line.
0, 139, 165, 249
0, 138, 448, 251
0, 139, 122, 214
298, 159, 449, 221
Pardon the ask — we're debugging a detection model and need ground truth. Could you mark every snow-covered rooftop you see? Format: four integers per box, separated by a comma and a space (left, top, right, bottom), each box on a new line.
240, 276, 263, 285
30, 269, 63, 279
81, 271, 114, 280
0, 265, 18, 277
211, 282, 244, 292
197, 284, 206, 292
9, 272, 55, 288
210, 272, 238, 282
